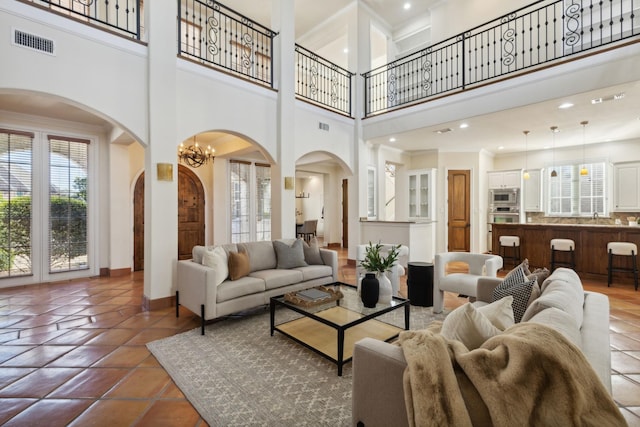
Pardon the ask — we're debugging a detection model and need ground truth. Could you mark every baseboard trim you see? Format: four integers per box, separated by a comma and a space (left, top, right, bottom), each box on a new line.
143, 294, 175, 311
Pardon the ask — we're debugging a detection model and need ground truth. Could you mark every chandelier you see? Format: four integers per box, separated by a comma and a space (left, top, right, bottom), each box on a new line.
178, 136, 214, 168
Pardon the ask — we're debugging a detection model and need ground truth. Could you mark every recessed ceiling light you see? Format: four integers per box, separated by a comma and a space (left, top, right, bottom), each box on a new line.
404, 3, 411, 10
389, 137, 396, 143
343, 48, 348, 54
558, 102, 574, 109
459, 123, 469, 129
498, 146, 504, 150
543, 145, 550, 149
591, 97, 603, 104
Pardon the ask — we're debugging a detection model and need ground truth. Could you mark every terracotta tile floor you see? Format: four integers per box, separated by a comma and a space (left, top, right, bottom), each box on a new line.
0, 247, 639, 426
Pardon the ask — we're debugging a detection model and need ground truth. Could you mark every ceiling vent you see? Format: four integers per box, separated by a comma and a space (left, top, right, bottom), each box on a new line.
434, 127, 453, 134
12, 28, 56, 56
318, 122, 329, 131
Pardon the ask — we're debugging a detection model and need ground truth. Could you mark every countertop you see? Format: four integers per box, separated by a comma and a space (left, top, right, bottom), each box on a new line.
492, 222, 639, 229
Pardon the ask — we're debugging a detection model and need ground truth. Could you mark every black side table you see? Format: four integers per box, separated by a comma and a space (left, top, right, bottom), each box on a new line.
407, 262, 434, 307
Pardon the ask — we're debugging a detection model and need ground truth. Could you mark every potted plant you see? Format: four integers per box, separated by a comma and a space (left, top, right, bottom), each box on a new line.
359, 242, 402, 304
360, 242, 401, 273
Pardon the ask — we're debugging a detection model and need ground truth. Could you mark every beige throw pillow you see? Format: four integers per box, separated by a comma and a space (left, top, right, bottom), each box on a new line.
477, 295, 515, 331
202, 246, 229, 286
440, 302, 503, 350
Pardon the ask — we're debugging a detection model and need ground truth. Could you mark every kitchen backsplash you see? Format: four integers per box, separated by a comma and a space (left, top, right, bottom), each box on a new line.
525, 212, 639, 225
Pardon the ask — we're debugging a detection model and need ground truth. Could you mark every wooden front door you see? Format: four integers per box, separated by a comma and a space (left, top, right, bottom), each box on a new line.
178, 165, 205, 260
447, 169, 471, 252
133, 166, 206, 270
133, 172, 145, 271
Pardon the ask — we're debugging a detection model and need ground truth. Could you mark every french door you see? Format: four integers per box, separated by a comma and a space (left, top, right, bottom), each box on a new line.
0, 128, 96, 287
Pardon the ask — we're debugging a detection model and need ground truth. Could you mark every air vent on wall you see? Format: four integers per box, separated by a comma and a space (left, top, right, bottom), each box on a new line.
318, 122, 329, 131
12, 28, 56, 56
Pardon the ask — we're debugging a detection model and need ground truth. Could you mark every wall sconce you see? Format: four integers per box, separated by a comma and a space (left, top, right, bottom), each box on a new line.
284, 176, 294, 190
157, 163, 173, 181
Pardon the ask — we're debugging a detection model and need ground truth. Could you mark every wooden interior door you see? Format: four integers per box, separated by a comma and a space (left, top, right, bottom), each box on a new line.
448, 169, 471, 252
178, 165, 205, 260
133, 166, 206, 269
342, 179, 348, 248
133, 172, 145, 271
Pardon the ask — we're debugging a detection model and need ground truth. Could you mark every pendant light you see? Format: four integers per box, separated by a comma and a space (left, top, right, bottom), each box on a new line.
523, 130, 530, 180
579, 120, 589, 176
550, 126, 558, 178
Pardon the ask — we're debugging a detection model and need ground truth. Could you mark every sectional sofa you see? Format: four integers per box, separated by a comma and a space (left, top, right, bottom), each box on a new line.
352, 267, 614, 426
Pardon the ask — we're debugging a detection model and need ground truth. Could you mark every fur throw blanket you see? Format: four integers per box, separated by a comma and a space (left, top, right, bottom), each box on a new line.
398, 322, 625, 427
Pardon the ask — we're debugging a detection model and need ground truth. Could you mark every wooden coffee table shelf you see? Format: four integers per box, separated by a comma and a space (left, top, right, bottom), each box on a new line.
270, 283, 409, 376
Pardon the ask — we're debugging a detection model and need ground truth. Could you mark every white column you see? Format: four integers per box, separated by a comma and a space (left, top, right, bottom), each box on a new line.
271, 0, 296, 239
143, 0, 179, 303
346, 4, 373, 259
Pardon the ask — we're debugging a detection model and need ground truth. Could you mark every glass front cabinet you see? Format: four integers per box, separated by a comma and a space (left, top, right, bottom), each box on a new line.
408, 169, 436, 220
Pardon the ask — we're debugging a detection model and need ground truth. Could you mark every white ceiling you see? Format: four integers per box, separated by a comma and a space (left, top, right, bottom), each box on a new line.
367, 80, 640, 155
2, 1, 639, 158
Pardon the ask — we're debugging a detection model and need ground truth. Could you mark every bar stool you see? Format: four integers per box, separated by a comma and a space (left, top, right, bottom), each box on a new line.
550, 238, 575, 271
607, 242, 638, 291
499, 235, 521, 269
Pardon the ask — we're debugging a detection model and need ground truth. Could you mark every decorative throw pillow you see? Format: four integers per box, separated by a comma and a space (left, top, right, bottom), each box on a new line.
303, 237, 324, 265
527, 280, 541, 307
527, 267, 550, 284
440, 303, 503, 350
228, 251, 250, 280
492, 278, 537, 323
501, 259, 528, 287
202, 246, 229, 286
476, 295, 515, 331
273, 239, 308, 269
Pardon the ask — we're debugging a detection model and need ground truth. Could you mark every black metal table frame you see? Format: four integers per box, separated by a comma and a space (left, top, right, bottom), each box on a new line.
270, 282, 410, 376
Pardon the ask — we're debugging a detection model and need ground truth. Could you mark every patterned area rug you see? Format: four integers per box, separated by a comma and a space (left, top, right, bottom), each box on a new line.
147, 304, 447, 427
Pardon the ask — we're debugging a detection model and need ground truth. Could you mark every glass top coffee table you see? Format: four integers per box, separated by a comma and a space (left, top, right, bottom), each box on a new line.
270, 282, 410, 376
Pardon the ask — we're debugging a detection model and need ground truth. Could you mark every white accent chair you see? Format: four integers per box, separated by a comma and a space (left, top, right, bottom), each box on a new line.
432, 252, 503, 313
356, 244, 409, 296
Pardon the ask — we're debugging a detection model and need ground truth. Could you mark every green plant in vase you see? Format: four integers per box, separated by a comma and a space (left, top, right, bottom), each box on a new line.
359, 242, 402, 303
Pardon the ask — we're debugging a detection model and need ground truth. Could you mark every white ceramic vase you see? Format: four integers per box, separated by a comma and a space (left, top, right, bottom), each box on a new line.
377, 271, 393, 304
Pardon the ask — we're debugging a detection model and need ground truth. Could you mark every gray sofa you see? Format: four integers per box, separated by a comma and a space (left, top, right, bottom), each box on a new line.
352, 267, 612, 427
176, 240, 338, 334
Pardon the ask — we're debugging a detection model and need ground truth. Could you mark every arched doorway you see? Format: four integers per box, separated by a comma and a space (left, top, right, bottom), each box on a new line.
133, 165, 206, 270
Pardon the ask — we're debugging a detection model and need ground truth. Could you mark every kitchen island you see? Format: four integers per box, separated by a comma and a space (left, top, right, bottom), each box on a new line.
491, 223, 640, 283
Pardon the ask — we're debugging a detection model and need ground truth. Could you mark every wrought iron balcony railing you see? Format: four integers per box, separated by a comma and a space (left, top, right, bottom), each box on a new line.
25, 0, 141, 39
178, 0, 276, 87
363, 0, 640, 117
295, 44, 353, 117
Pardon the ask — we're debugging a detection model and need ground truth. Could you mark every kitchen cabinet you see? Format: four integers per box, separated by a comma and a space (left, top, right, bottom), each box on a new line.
613, 162, 640, 211
523, 169, 543, 212
408, 169, 436, 220
488, 169, 522, 189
